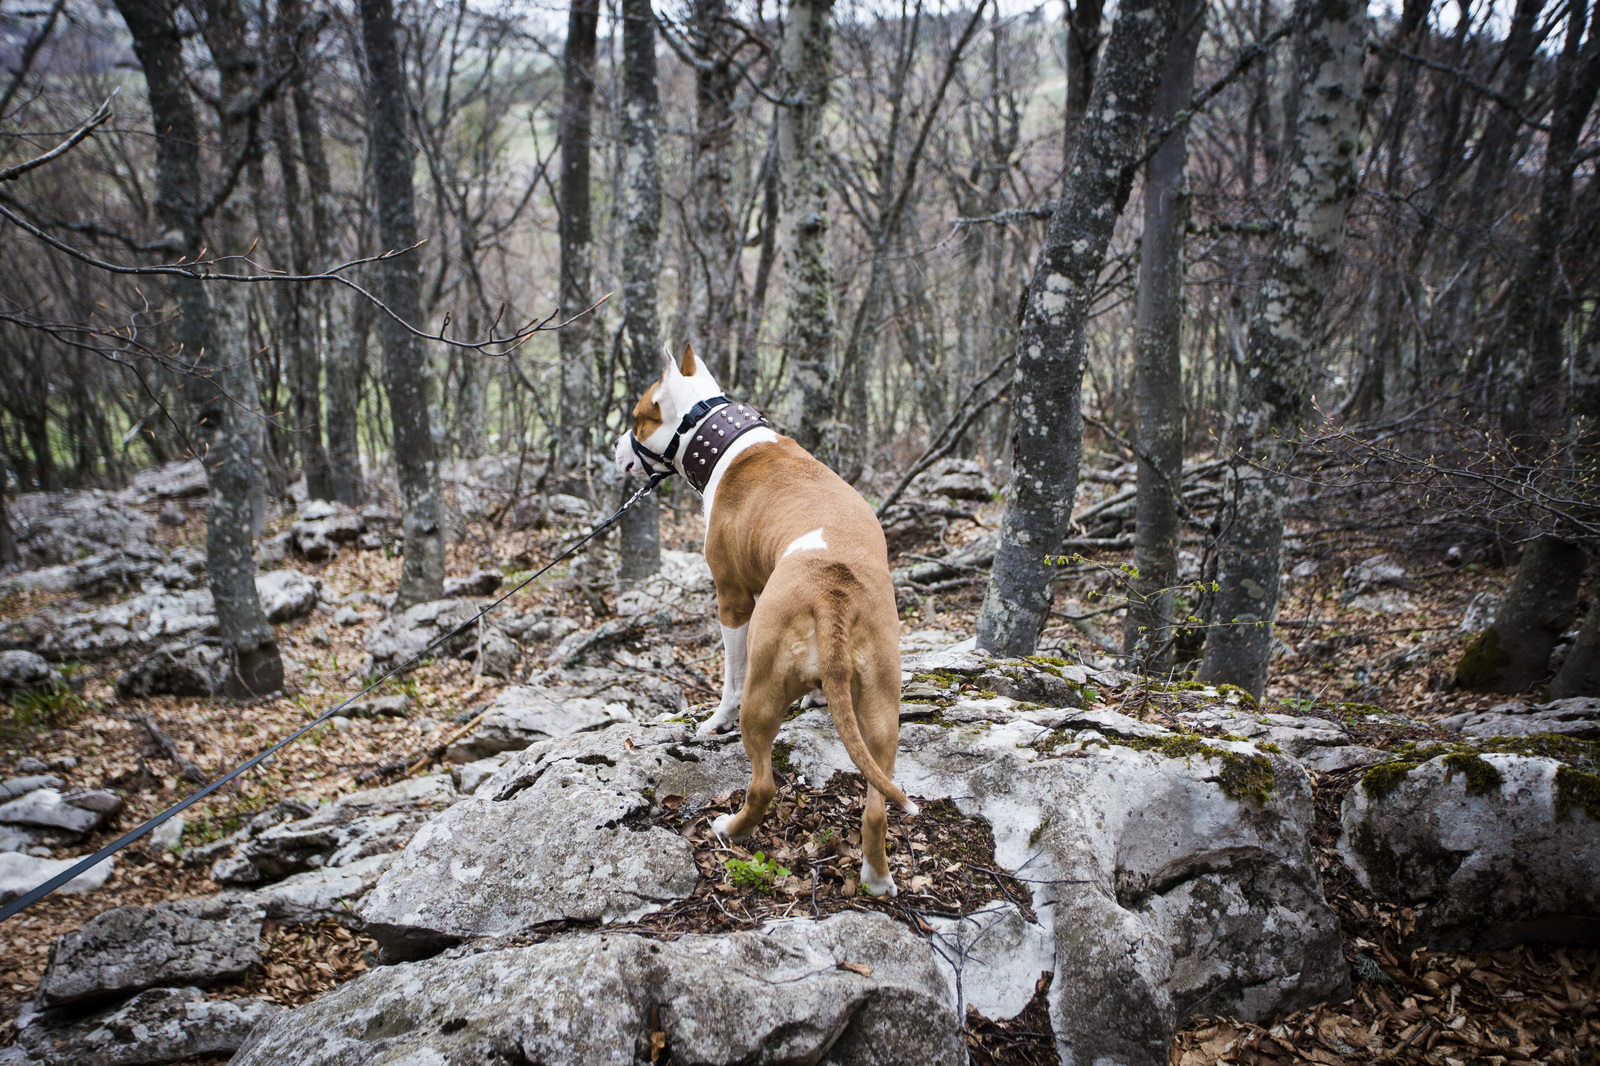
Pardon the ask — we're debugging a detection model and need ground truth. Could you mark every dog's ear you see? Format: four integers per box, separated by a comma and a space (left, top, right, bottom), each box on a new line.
679, 342, 699, 378
661, 344, 679, 381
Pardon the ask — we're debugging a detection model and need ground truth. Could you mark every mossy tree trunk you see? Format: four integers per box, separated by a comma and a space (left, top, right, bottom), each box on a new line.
1197, 0, 1367, 701
1457, 536, 1586, 694
1549, 312, 1600, 698
360, 0, 446, 608
617, 0, 662, 585
558, 0, 600, 484
118, 0, 282, 696
1124, 0, 1205, 675
973, 0, 1185, 657
777, 0, 839, 463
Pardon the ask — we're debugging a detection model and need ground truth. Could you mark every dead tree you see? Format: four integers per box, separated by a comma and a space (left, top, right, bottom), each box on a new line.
1198, 0, 1368, 700
974, 0, 1185, 657
359, 0, 446, 606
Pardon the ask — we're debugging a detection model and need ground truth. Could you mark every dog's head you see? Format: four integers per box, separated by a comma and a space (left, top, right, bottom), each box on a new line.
613, 342, 723, 477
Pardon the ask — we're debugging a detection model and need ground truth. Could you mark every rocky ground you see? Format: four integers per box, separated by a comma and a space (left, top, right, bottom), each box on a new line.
0, 456, 1595, 1065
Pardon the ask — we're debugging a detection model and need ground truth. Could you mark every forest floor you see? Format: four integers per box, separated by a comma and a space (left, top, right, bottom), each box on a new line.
0, 467, 1595, 1065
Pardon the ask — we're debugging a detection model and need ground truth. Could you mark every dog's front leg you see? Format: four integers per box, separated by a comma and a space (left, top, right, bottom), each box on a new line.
698, 621, 748, 735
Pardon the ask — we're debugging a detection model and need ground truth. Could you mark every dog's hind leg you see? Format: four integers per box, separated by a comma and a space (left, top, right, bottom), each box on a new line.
710, 682, 788, 842
859, 681, 903, 898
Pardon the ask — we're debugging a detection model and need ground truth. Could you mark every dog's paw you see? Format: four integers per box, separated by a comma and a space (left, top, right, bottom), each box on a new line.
695, 705, 739, 736
710, 812, 749, 843
798, 688, 828, 709
860, 861, 898, 898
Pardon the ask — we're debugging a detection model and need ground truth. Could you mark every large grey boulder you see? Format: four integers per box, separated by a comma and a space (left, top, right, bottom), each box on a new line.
614, 549, 716, 618
0, 788, 120, 837
209, 775, 458, 886
115, 642, 228, 699
361, 722, 740, 960
233, 912, 962, 1066
442, 568, 502, 598
780, 698, 1349, 1066
1438, 696, 1600, 740
1338, 752, 1600, 948
0, 852, 114, 903
38, 899, 262, 1007
291, 501, 365, 561
256, 570, 322, 624
917, 457, 995, 501
12, 987, 279, 1066
124, 459, 208, 501
214, 852, 397, 924
1178, 703, 1391, 773
443, 684, 632, 762
363, 599, 488, 672
10, 490, 158, 570
0, 775, 63, 801
0, 651, 60, 696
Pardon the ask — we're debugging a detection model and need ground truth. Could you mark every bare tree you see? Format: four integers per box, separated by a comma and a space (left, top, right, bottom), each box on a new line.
777, 0, 839, 461
114, 0, 283, 696
558, 0, 601, 485
1199, 0, 1368, 699
974, 0, 1185, 657
359, 0, 446, 607
1124, 0, 1206, 674
618, 0, 663, 584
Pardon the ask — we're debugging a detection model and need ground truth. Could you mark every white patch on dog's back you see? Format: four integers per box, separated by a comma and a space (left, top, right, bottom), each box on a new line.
782, 528, 828, 558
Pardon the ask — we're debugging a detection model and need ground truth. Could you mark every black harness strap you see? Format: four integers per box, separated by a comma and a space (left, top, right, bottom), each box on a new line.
629, 395, 772, 493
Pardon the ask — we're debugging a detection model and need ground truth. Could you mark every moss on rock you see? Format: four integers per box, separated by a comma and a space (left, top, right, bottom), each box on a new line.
1554, 766, 1600, 823
1442, 751, 1504, 796
1454, 627, 1510, 690
1121, 734, 1276, 804
1361, 760, 1421, 799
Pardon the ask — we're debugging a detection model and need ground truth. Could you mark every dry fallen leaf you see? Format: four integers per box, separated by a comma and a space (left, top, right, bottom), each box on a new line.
837, 962, 872, 977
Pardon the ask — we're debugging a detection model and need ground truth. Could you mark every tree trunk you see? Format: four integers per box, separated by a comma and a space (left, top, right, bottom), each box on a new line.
690, 0, 740, 385
292, 23, 365, 505
973, 0, 1184, 657
1124, 0, 1204, 674
1549, 311, 1600, 697
1198, 0, 1368, 701
735, 121, 780, 399
359, 0, 446, 607
1063, 0, 1104, 162
777, 0, 839, 461
1495, 9, 1600, 434
1457, 536, 1587, 693
617, 0, 662, 585
558, 0, 600, 485
117, 0, 282, 696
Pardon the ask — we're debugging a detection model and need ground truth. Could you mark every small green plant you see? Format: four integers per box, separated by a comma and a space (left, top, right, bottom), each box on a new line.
1082, 686, 1100, 705
812, 827, 835, 847
725, 851, 791, 893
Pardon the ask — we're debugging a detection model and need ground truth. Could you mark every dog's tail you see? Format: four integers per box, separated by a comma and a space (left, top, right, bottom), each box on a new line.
816, 597, 919, 816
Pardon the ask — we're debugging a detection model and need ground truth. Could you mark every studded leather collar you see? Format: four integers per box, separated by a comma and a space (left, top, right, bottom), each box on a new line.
680, 402, 771, 494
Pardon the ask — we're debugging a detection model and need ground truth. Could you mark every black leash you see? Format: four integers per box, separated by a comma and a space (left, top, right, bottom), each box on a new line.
0, 471, 671, 924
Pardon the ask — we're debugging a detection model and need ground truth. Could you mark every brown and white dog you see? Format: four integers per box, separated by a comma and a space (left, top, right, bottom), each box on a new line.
613, 343, 917, 897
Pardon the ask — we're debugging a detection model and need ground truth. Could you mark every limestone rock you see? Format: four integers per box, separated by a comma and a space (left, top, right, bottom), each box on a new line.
919, 457, 995, 501
364, 598, 487, 672
125, 459, 208, 501
1338, 753, 1600, 948
0, 788, 117, 837
233, 912, 961, 1066
471, 627, 522, 680
443, 569, 503, 598
149, 548, 205, 590
0, 651, 60, 695
39, 899, 262, 1007
1177, 705, 1390, 773
1342, 553, 1407, 596
341, 694, 412, 718
255, 570, 321, 624
115, 642, 228, 699
215, 852, 397, 924
1459, 591, 1501, 633
615, 549, 716, 618
209, 776, 457, 886
444, 684, 632, 762
451, 754, 511, 796
13, 987, 279, 1066
1439, 697, 1600, 740
927, 903, 1054, 1020
290, 501, 365, 561
777, 701, 1348, 1066
10, 490, 158, 570
0, 852, 114, 903
362, 722, 747, 960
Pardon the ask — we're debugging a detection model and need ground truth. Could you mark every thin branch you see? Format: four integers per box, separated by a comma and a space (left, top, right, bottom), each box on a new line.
0, 95, 115, 185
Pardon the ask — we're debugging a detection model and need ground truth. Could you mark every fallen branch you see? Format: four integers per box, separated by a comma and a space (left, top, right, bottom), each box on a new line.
406, 712, 486, 777
135, 715, 206, 784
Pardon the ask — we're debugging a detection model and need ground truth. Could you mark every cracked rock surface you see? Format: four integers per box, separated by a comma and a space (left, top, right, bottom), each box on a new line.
233, 912, 962, 1066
